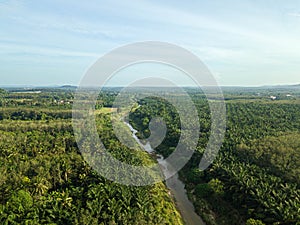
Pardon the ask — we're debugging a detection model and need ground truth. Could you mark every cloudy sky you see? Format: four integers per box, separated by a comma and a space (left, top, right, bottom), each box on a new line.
1, 0, 300, 86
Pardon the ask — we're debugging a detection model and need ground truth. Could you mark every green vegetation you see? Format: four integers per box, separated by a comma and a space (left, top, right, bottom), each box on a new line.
1, 86, 300, 224
130, 89, 300, 225
0, 89, 183, 225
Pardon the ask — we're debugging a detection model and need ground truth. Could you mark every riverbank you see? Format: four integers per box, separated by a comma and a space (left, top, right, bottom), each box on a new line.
125, 121, 205, 225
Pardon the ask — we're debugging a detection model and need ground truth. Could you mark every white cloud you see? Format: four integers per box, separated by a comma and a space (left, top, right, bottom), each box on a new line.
288, 12, 300, 17
0, 43, 100, 58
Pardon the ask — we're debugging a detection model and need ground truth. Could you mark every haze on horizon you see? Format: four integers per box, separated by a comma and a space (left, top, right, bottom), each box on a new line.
1, 0, 300, 87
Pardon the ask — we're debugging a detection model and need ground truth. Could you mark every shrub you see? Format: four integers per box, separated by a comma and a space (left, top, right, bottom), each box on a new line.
246, 218, 266, 225
195, 183, 213, 198
208, 178, 224, 195
7, 190, 33, 213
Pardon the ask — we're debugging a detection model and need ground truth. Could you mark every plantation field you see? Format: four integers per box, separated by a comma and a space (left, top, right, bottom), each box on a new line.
0, 87, 299, 225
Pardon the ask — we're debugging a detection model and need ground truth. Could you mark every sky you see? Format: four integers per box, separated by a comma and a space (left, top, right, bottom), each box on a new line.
0, 0, 300, 86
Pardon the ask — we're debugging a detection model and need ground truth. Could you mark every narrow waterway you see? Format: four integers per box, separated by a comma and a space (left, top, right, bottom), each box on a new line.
125, 122, 205, 225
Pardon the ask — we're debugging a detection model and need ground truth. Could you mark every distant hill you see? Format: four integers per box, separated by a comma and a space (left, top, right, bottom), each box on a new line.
260, 84, 300, 89
59, 85, 78, 90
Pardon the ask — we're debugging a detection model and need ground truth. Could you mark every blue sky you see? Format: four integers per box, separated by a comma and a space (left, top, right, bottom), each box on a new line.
0, 0, 300, 86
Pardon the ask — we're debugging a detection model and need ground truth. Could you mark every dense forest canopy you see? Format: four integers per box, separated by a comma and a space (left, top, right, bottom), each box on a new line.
128, 87, 300, 225
0, 86, 299, 225
0, 88, 183, 225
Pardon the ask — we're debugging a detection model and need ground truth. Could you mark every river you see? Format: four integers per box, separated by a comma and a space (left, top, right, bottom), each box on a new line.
125, 122, 205, 225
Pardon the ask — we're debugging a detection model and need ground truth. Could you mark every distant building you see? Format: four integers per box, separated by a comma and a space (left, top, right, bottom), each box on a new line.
270, 95, 277, 100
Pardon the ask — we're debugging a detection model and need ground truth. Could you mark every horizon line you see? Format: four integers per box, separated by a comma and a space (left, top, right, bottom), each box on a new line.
1, 83, 300, 88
